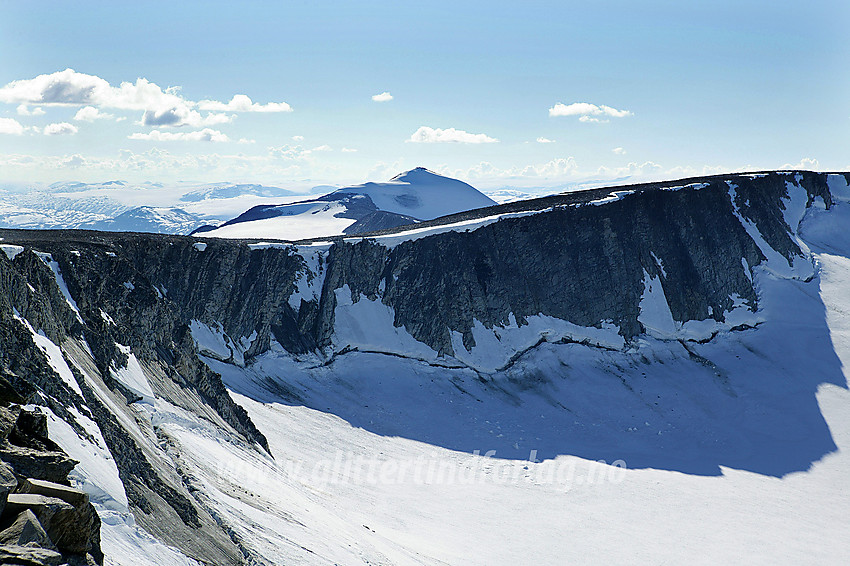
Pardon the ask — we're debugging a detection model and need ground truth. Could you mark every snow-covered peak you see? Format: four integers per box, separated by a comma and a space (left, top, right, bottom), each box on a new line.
198, 169, 498, 240
331, 167, 496, 221
388, 166, 441, 182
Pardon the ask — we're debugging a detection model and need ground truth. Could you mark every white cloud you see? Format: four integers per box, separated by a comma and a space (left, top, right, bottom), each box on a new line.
596, 161, 663, 177
518, 157, 578, 178
268, 144, 312, 160
549, 102, 632, 121
0, 69, 183, 110
0, 118, 26, 135
0, 68, 291, 129
74, 106, 113, 121
408, 126, 498, 144
16, 104, 45, 116
440, 157, 711, 187
140, 107, 232, 127
128, 128, 229, 142
0, 147, 315, 184
197, 94, 292, 113
267, 143, 334, 160
536, 137, 555, 143
43, 122, 78, 135
371, 91, 393, 102
439, 157, 579, 183
292, 135, 304, 141
341, 147, 358, 153
367, 159, 405, 181
781, 157, 820, 170
237, 138, 256, 144
612, 147, 626, 155
438, 157, 709, 188
60, 154, 87, 168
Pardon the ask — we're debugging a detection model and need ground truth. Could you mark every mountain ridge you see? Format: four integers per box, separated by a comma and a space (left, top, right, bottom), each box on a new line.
0, 169, 848, 564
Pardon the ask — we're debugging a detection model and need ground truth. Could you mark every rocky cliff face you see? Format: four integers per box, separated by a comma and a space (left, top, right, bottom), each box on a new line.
0, 170, 846, 563
0, 235, 269, 564
0, 400, 102, 566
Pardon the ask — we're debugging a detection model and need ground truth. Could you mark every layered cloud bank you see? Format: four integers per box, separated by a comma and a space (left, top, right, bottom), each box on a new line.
0, 68, 292, 129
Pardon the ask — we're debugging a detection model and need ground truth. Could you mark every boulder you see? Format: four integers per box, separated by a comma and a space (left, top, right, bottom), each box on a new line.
0, 460, 16, 516
10, 410, 54, 450
0, 509, 56, 549
4, 493, 75, 519
0, 370, 28, 405
3, 493, 94, 554
18, 478, 89, 509
0, 446, 77, 485
17, 478, 100, 557
0, 544, 63, 565
0, 404, 21, 441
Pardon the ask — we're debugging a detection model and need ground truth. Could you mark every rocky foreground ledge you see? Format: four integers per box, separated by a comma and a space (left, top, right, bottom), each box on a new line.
0, 373, 101, 566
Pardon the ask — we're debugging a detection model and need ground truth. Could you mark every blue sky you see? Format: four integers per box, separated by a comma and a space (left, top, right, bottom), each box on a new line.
0, 1, 846, 188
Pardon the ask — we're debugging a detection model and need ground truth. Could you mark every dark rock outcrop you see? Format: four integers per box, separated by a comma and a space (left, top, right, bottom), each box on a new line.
302, 172, 828, 354
0, 236, 252, 564
18, 479, 100, 556
0, 407, 77, 486
2, 171, 834, 362
0, 410, 103, 565
4, 495, 76, 546
0, 543, 63, 566
0, 461, 15, 516
0, 509, 57, 550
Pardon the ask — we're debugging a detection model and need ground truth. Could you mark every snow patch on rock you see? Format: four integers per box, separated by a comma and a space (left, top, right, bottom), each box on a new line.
111, 344, 155, 404
12, 312, 84, 397
189, 319, 253, 366
0, 244, 24, 260
288, 245, 328, 310
727, 182, 814, 280
450, 314, 625, 373
34, 251, 83, 322
332, 285, 441, 362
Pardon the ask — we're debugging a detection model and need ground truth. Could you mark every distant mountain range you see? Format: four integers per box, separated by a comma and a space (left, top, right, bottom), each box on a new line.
78, 206, 214, 234
0, 171, 503, 237
0, 181, 305, 234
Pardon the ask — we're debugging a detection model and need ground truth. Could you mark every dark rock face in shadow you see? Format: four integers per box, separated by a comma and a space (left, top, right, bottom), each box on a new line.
317, 173, 826, 355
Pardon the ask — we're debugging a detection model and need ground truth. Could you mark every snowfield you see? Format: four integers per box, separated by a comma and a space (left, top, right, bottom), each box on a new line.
24, 174, 850, 565
199, 168, 498, 241
332, 167, 497, 220
198, 200, 359, 241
